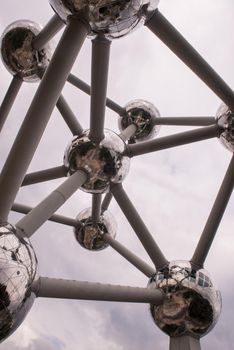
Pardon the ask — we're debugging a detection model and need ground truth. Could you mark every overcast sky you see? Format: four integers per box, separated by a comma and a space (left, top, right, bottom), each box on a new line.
0, 1, 234, 349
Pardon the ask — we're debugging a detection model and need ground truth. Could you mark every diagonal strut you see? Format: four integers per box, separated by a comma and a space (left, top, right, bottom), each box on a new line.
111, 183, 168, 270
0, 18, 88, 222
146, 10, 234, 111
191, 154, 234, 268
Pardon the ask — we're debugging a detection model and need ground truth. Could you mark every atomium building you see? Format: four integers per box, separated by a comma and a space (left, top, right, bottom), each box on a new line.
0, 1, 233, 349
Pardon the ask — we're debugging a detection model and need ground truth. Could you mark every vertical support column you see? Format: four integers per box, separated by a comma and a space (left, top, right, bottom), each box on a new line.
91, 193, 102, 223
170, 336, 201, 350
88, 36, 111, 143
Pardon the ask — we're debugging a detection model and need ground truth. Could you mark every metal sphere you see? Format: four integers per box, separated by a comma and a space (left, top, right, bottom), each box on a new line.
0, 223, 38, 343
64, 129, 130, 193
0, 20, 52, 82
74, 207, 117, 251
216, 103, 234, 152
49, 0, 159, 39
148, 260, 221, 338
119, 99, 161, 143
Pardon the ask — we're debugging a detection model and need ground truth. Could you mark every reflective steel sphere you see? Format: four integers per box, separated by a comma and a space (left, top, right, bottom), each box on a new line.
148, 260, 221, 338
74, 208, 117, 250
49, 0, 159, 39
64, 129, 130, 193
0, 20, 52, 82
0, 223, 37, 342
216, 103, 234, 152
119, 99, 161, 143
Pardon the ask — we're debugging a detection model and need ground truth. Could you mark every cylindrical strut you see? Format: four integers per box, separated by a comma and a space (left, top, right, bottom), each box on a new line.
0, 18, 88, 222
16, 170, 87, 237
34, 277, 165, 304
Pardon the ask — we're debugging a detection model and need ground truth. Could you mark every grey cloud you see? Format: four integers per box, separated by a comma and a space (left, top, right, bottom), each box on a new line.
0, 0, 234, 349
3, 336, 65, 350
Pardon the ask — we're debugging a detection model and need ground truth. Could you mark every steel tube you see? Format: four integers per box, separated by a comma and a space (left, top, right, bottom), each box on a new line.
191, 154, 234, 268
170, 336, 201, 350
103, 234, 155, 277
91, 193, 102, 223
146, 10, 234, 111
0, 18, 88, 222
22, 166, 66, 186
101, 192, 113, 213
67, 74, 90, 94
111, 183, 167, 270
33, 14, 65, 50
119, 124, 137, 142
88, 36, 111, 143
125, 125, 219, 157
153, 117, 216, 127
34, 277, 165, 304
67, 74, 125, 115
16, 170, 87, 237
11, 202, 78, 227
0, 76, 23, 132
56, 94, 83, 136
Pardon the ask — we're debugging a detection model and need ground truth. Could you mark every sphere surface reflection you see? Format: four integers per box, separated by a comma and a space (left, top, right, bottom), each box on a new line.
0, 20, 51, 82
119, 99, 160, 142
74, 208, 117, 251
148, 260, 221, 337
216, 103, 234, 152
64, 129, 130, 193
0, 223, 37, 342
49, 0, 159, 39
